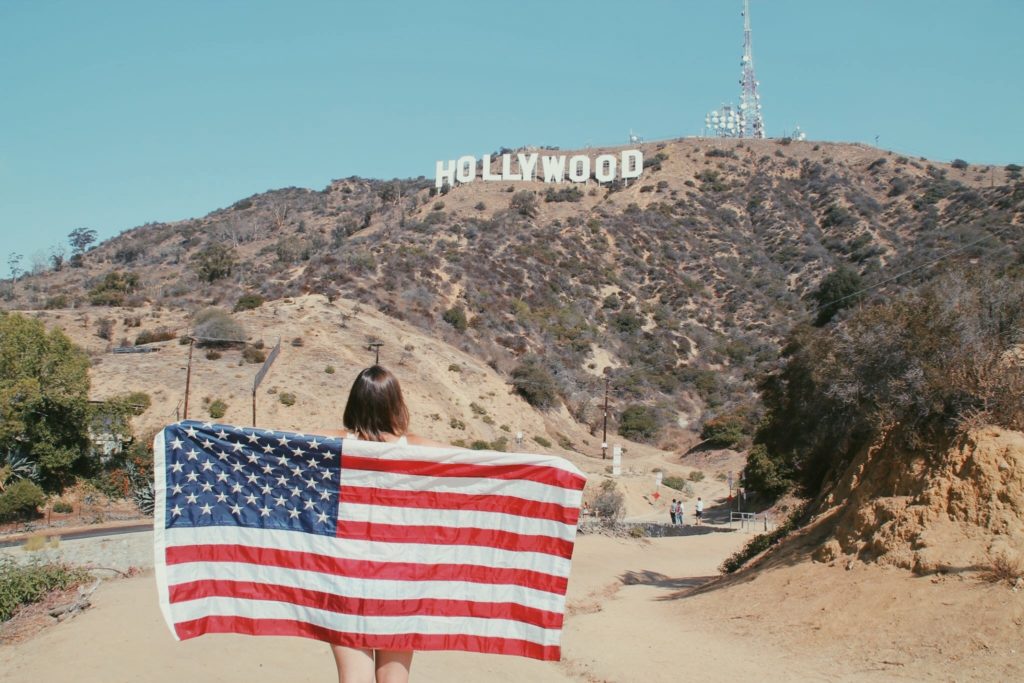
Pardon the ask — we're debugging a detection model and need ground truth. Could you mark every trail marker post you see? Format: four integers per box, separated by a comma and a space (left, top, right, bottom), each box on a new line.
252, 338, 281, 427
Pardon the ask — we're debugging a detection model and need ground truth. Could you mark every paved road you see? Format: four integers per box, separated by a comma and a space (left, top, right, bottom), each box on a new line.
0, 522, 152, 549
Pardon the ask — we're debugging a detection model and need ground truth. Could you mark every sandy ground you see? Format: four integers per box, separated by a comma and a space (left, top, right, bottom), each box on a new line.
3, 526, 1022, 682
0, 531, 752, 683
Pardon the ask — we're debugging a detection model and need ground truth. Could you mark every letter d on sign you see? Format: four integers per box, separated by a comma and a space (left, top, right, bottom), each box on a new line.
621, 150, 643, 180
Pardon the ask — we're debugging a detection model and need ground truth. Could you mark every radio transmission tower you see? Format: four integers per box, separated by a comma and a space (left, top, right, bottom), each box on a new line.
738, 0, 765, 138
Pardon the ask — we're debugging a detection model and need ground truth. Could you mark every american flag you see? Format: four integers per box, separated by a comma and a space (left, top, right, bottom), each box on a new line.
153, 421, 586, 661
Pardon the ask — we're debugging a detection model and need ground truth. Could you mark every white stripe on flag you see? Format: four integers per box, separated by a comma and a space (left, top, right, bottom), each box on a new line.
163, 526, 573, 577
165, 562, 566, 614
171, 596, 564, 645
338, 470, 583, 507
336, 501, 577, 541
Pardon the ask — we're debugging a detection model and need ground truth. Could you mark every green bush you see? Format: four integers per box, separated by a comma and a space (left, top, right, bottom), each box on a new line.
618, 404, 661, 442
278, 393, 296, 407
242, 345, 267, 364
193, 307, 246, 345
135, 327, 176, 345
511, 356, 558, 410
325, 365, 335, 374
0, 558, 91, 621
233, 293, 265, 312
688, 470, 705, 482
533, 435, 552, 448
442, 306, 468, 333
0, 480, 46, 522
720, 504, 808, 574
700, 411, 751, 449
52, 500, 73, 514
208, 399, 228, 419
447, 363, 461, 372
810, 265, 863, 326
44, 295, 70, 310
662, 476, 687, 491
88, 271, 140, 306
752, 269, 1024, 501
592, 479, 624, 521
510, 191, 538, 218
191, 243, 237, 283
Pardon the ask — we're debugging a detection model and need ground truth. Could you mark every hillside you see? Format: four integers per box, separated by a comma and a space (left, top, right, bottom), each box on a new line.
6, 138, 1022, 447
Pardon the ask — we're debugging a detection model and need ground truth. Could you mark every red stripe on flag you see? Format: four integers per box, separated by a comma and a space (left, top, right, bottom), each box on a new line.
169, 579, 564, 629
341, 454, 585, 490
174, 615, 561, 661
340, 486, 580, 525
165, 544, 569, 594
335, 521, 575, 559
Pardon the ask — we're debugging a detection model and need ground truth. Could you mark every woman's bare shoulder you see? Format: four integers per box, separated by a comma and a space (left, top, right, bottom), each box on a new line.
405, 434, 454, 448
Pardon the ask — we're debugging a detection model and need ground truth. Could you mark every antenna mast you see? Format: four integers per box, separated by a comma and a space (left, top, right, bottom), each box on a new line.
739, 0, 765, 138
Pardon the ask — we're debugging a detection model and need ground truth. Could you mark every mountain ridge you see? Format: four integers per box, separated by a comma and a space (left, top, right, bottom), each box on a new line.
5, 137, 1022, 445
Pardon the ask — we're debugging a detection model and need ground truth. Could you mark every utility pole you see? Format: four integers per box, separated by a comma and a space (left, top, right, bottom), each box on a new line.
183, 337, 195, 419
601, 375, 610, 459
368, 342, 383, 365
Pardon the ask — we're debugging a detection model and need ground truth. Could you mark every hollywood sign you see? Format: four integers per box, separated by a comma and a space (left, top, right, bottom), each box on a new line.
435, 149, 644, 189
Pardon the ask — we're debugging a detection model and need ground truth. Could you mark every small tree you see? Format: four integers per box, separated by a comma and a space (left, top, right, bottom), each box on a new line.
511, 356, 558, 410
5, 253, 22, 299
591, 480, 625, 521
0, 479, 46, 522
811, 265, 863, 325
192, 307, 246, 345
618, 404, 661, 442
191, 243, 237, 283
68, 228, 97, 264
0, 313, 91, 490
510, 191, 538, 218
442, 306, 468, 332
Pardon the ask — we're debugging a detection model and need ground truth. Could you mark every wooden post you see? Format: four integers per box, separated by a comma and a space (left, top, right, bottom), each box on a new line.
183, 338, 195, 419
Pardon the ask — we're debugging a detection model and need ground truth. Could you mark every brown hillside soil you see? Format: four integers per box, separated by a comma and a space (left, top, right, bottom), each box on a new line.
817, 426, 1024, 575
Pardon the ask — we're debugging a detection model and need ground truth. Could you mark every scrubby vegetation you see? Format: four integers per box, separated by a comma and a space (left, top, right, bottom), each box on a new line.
746, 269, 1024, 501
0, 558, 91, 622
3, 141, 1020, 456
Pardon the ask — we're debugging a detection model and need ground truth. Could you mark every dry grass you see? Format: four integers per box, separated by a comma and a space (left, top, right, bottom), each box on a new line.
21, 536, 59, 552
983, 552, 1024, 586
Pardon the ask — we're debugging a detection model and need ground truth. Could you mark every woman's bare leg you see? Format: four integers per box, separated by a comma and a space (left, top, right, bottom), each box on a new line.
331, 645, 375, 683
375, 650, 413, 683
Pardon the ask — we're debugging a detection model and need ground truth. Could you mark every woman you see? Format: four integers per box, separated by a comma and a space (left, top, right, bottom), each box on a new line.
326, 365, 444, 683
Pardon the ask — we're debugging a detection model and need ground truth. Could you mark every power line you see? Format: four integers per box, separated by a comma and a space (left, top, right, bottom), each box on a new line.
810, 228, 1011, 316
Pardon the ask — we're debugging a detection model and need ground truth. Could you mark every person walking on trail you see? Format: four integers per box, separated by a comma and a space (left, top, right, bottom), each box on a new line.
677, 498, 685, 525
695, 497, 704, 525
324, 365, 449, 683
669, 499, 678, 525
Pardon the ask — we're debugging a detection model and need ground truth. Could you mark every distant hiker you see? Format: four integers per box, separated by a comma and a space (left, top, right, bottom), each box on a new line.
695, 497, 704, 525
669, 499, 678, 524
677, 498, 685, 525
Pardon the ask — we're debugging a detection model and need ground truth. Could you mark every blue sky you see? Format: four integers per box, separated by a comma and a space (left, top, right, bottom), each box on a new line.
2, 0, 1022, 277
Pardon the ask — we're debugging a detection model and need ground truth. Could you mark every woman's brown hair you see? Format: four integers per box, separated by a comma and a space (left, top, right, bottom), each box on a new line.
342, 365, 410, 442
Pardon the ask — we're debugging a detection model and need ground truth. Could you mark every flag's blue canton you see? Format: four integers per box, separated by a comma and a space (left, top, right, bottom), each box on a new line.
163, 421, 342, 536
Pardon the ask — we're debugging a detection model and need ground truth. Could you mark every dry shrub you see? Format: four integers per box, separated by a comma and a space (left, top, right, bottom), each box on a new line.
983, 552, 1024, 585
